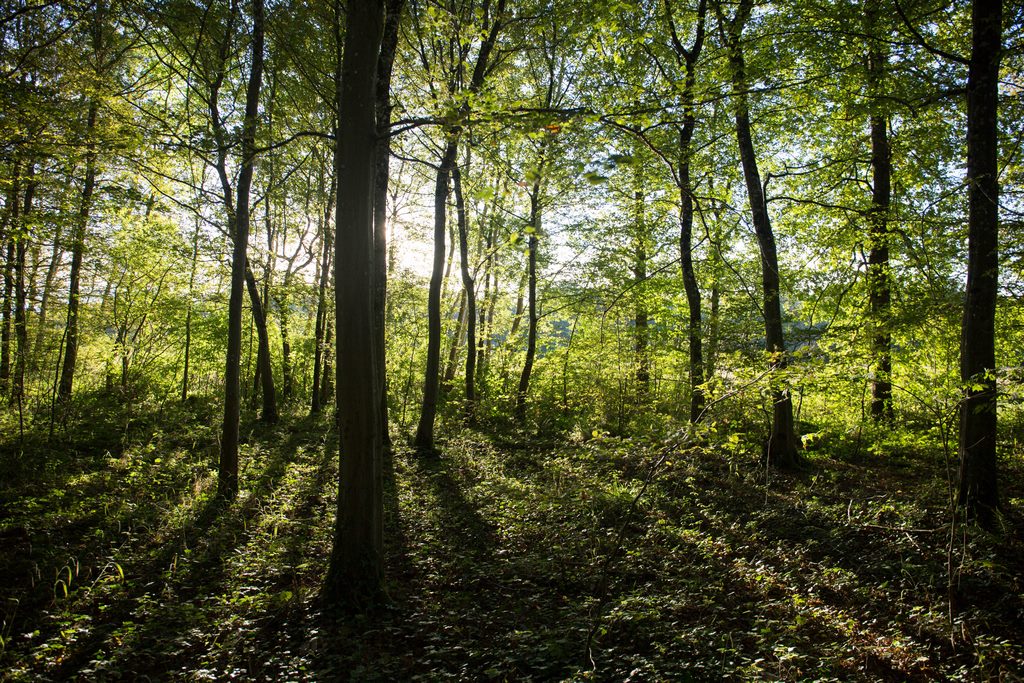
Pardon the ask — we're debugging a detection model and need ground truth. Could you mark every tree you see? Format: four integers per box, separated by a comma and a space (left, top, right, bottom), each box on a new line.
323, 0, 386, 608
718, 0, 800, 468
218, 0, 265, 498
958, 0, 1001, 527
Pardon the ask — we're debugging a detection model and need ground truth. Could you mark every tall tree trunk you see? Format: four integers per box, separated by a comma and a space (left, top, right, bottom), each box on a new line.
323, 0, 385, 609
442, 288, 466, 391
453, 165, 477, 420
245, 264, 277, 423
1, 162, 19, 393
866, 5, 893, 422
666, 0, 707, 421
633, 190, 650, 402
218, 0, 264, 498
958, 0, 1001, 528
311, 167, 336, 414
414, 138, 457, 455
515, 187, 540, 423
13, 163, 35, 402
182, 216, 201, 401
374, 0, 404, 451
721, 0, 800, 468
58, 100, 99, 404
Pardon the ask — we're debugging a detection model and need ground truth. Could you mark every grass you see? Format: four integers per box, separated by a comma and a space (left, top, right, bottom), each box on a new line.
1, 395, 1022, 681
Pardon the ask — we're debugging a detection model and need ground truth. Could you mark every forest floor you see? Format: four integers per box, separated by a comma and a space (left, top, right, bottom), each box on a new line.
1, 396, 1023, 681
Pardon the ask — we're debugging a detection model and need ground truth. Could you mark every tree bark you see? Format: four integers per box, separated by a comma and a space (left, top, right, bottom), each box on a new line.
323, 0, 386, 609
721, 0, 800, 468
218, 0, 264, 498
13, 163, 35, 402
58, 100, 99, 404
666, 0, 707, 422
245, 264, 278, 423
866, 5, 893, 422
453, 165, 477, 420
414, 139, 458, 454
515, 187, 540, 423
958, 0, 1001, 528
182, 216, 200, 402
632, 190, 650, 402
311, 166, 336, 414
374, 0, 404, 451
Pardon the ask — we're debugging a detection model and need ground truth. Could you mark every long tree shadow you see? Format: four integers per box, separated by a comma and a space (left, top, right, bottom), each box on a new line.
6, 413, 329, 680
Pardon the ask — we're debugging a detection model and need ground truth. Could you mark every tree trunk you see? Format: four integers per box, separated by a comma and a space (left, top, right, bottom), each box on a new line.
413, 138, 457, 455
323, 0, 385, 609
722, 0, 800, 468
182, 216, 201, 401
958, 0, 1001, 528
245, 264, 278, 423
13, 164, 35, 402
218, 0, 264, 498
515, 188, 540, 423
311, 167, 336, 414
58, 101, 99, 404
374, 0, 404, 451
866, 5, 893, 422
442, 288, 467, 391
633, 190, 650, 402
453, 165, 477, 420
1, 162, 19, 393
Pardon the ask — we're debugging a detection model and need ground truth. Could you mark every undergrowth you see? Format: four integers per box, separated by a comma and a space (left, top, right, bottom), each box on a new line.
1, 396, 1022, 681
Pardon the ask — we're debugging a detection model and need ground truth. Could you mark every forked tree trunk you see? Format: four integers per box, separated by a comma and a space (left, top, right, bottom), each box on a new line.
218, 0, 264, 498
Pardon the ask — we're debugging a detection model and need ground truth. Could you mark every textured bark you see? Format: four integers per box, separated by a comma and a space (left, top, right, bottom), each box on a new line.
413, 139, 457, 455
373, 0, 404, 451
311, 168, 336, 414
453, 165, 477, 420
632, 190, 650, 401
666, 0, 707, 422
323, 0, 386, 609
515, 188, 540, 423
866, 5, 893, 422
244, 264, 278, 423
58, 100, 98, 403
958, 0, 1001, 528
13, 164, 35, 401
218, 0, 264, 498
722, 0, 800, 468
181, 218, 200, 401
1, 162, 18, 391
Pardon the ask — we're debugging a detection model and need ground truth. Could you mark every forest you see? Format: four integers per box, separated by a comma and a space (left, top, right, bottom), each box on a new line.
1, 0, 1023, 679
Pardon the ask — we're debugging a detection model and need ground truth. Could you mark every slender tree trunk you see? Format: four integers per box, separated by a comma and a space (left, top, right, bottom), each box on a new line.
323, 0, 385, 608
453, 165, 477, 420
1, 162, 19, 393
219, 0, 264, 498
182, 216, 200, 401
958, 0, 1001, 528
722, 0, 800, 468
13, 164, 35, 401
245, 264, 278, 422
866, 6, 893, 422
633, 190, 650, 402
374, 0, 404, 451
442, 288, 466, 391
515, 188, 540, 423
414, 138, 457, 454
312, 168, 336, 414
58, 100, 99, 404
